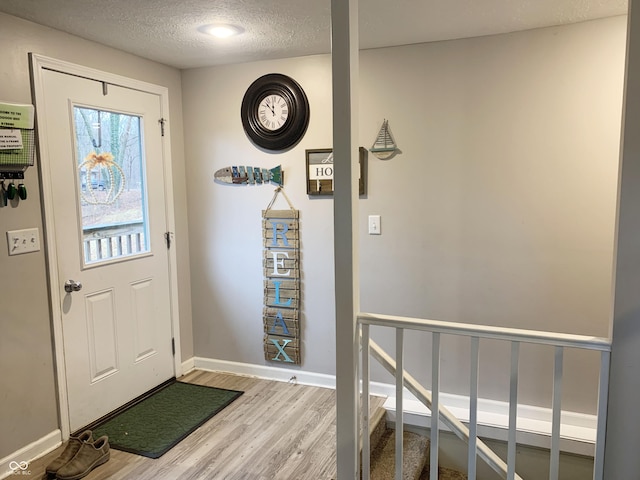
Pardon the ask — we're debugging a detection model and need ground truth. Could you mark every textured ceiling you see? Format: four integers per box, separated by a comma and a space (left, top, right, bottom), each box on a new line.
0, 0, 628, 69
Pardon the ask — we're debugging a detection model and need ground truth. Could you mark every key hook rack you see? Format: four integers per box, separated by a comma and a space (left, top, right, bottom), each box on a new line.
0, 171, 25, 180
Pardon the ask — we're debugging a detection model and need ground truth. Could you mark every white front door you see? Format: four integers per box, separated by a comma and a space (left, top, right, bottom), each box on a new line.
39, 68, 175, 431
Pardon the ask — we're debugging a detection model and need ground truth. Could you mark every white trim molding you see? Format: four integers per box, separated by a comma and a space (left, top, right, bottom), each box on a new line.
193, 357, 596, 457
193, 357, 337, 389
181, 357, 195, 375
383, 396, 596, 457
0, 430, 61, 480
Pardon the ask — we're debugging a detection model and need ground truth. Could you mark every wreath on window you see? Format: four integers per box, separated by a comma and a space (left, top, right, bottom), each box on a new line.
79, 151, 126, 205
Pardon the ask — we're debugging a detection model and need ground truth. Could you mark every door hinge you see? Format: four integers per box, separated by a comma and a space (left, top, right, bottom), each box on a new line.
171, 338, 176, 356
159, 118, 166, 137
164, 231, 173, 249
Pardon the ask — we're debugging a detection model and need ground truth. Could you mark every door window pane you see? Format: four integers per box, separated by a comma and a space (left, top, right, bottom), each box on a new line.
73, 106, 149, 265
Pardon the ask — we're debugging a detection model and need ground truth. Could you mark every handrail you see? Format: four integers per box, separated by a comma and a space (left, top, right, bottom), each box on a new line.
358, 312, 611, 480
358, 312, 611, 351
83, 219, 144, 235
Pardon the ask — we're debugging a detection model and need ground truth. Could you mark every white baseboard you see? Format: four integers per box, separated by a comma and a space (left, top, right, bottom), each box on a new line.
181, 357, 195, 376
384, 397, 595, 457
193, 357, 337, 389
193, 356, 597, 457
0, 430, 61, 479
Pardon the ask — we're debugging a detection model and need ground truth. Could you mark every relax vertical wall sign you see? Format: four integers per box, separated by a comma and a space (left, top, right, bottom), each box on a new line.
263, 191, 301, 365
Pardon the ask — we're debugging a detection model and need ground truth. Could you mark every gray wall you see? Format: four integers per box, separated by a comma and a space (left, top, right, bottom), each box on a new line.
0, 12, 193, 459
183, 16, 625, 414
605, 1, 640, 476
0, 8, 627, 464
358, 17, 625, 414
183, 55, 337, 371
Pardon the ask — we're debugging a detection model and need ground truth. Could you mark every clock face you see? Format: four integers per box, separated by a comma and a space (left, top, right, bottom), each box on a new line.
258, 94, 289, 131
241, 73, 310, 152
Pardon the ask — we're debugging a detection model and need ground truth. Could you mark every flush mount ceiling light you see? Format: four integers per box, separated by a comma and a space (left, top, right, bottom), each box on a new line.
199, 24, 244, 38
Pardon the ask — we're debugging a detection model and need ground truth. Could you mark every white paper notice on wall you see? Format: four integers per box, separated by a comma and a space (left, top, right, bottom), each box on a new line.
0, 102, 35, 129
0, 129, 23, 150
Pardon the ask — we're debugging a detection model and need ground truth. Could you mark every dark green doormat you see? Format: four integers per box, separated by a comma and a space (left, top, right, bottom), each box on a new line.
87, 380, 243, 459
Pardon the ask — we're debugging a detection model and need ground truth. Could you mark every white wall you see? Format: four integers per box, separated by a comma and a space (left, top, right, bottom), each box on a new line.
0, 12, 193, 459
183, 16, 625, 415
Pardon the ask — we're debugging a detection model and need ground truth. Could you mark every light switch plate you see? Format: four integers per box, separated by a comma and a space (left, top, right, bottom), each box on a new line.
368, 215, 381, 235
7, 228, 41, 255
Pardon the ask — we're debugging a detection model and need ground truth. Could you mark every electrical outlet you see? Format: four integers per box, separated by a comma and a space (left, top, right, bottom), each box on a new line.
7, 228, 41, 255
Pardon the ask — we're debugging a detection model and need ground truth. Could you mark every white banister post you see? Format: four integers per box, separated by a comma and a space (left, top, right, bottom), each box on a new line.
507, 341, 520, 480
396, 328, 404, 480
550, 346, 564, 480
468, 337, 480, 480
362, 323, 371, 479
595, 351, 610, 479
332, 0, 360, 478
430, 332, 441, 480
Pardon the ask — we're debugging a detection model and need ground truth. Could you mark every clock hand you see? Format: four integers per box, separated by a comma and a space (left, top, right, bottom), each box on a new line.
264, 101, 275, 116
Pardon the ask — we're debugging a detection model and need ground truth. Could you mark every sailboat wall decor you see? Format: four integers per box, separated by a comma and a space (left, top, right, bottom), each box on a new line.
370, 119, 399, 160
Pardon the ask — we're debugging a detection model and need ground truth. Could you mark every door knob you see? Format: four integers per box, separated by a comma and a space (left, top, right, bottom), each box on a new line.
64, 280, 83, 293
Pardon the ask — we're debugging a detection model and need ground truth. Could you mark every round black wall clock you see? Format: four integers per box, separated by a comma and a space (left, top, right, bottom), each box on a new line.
241, 73, 310, 152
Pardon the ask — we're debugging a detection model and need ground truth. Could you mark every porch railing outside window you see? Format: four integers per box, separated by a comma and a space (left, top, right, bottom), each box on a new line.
83, 221, 145, 263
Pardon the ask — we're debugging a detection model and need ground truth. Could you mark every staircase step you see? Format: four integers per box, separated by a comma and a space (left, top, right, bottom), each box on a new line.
360, 401, 388, 477
363, 401, 467, 480
368, 403, 388, 451
369, 429, 429, 480
419, 466, 468, 480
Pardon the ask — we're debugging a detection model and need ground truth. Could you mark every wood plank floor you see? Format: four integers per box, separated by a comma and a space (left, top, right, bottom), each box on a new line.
27, 370, 385, 480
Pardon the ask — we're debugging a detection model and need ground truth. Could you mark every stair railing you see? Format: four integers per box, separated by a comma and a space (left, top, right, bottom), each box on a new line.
358, 312, 611, 480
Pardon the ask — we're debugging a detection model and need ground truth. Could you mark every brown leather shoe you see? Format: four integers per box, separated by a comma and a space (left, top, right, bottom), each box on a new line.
55, 436, 110, 480
45, 430, 93, 476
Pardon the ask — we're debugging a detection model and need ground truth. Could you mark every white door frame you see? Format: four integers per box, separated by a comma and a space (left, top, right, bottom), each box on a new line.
29, 54, 182, 439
